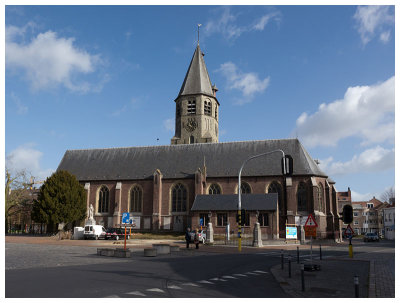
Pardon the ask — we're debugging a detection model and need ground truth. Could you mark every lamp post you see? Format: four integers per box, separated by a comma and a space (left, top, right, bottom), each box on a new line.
238, 149, 287, 252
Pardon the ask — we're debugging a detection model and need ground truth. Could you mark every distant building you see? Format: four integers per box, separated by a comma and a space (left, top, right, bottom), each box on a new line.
383, 206, 395, 240
352, 197, 384, 235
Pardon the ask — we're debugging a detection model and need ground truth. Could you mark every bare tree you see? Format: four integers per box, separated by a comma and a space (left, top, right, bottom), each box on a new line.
5, 167, 33, 232
380, 187, 395, 204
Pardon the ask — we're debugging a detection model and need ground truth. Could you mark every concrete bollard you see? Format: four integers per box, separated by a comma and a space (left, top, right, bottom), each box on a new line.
144, 248, 157, 257
354, 275, 359, 298
115, 248, 131, 258
152, 244, 171, 254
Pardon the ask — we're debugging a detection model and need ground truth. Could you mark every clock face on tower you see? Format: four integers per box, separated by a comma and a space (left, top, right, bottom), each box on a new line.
185, 118, 197, 132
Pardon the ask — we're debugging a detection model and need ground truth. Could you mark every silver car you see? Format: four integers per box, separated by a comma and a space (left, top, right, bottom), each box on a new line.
363, 233, 379, 242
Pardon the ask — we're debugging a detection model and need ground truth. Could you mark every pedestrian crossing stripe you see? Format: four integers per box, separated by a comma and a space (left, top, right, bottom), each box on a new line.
210, 277, 227, 281
198, 280, 214, 284
233, 274, 247, 277
125, 291, 146, 296
181, 282, 200, 287
146, 288, 165, 293
253, 270, 268, 274
222, 275, 238, 279
245, 272, 259, 275
167, 285, 182, 289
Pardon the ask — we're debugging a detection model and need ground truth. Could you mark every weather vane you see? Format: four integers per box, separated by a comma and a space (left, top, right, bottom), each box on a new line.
197, 24, 202, 45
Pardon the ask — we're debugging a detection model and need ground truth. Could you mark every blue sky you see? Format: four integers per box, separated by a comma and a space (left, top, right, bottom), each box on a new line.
4, 4, 396, 201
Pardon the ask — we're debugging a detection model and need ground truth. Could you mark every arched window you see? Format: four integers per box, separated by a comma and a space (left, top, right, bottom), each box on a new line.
171, 183, 187, 212
208, 183, 221, 195
130, 185, 142, 213
297, 182, 307, 212
317, 183, 324, 213
98, 186, 109, 213
240, 182, 251, 194
268, 181, 283, 212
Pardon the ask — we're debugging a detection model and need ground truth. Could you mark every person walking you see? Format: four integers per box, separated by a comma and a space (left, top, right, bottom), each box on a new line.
185, 228, 191, 249
194, 228, 200, 249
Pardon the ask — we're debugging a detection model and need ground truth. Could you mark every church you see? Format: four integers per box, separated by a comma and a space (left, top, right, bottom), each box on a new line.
57, 42, 342, 240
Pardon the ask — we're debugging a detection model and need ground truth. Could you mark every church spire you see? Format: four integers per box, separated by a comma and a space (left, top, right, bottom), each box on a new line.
175, 44, 214, 100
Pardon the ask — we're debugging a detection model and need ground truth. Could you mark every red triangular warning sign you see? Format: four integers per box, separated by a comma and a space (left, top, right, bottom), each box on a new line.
304, 214, 318, 227
344, 224, 354, 235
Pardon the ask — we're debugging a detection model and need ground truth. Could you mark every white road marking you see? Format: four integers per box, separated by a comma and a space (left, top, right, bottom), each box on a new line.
146, 288, 165, 293
222, 275, 238, 279
181, 282, 200, 287
167, 285, 182, 290
105, 295, 120, 298
126, 291, 146, 296
198, 280, 214, 284
210, 277, 227, 282
233, 274, 248, 277
245, 272, 259, 275
253, 270, 268, 274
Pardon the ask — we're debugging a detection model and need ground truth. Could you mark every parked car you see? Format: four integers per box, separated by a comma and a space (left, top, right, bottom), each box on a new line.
189, 230, 206, 244
363, 232, 379, 242
84, 225, 106, 240
105, 228, 130, 240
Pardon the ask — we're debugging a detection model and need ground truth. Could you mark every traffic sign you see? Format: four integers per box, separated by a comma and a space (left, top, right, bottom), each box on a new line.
305, 226, 317, 237
344, 224, 354, 236
304, 214, 318, 227
122, 212, 130, 224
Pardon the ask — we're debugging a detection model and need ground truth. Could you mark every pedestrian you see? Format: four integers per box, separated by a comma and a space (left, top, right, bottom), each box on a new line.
185, 227, 191, 249
194, 228, 200, 249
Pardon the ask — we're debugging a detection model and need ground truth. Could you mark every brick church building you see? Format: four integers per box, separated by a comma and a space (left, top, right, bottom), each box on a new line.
58, 43, 341, 240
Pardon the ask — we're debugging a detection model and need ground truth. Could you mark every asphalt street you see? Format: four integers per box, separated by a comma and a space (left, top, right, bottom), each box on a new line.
5, 238, 395, 298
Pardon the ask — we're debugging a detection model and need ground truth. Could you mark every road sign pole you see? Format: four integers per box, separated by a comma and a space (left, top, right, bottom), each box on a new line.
124, 225, 127, 251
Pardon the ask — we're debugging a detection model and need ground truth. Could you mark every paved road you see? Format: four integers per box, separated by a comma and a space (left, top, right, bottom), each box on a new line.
6, 243, 287, 298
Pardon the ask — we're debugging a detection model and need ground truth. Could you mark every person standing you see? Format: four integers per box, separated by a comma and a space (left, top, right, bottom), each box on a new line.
185, 228, 191, 249
194, 228, 200, 249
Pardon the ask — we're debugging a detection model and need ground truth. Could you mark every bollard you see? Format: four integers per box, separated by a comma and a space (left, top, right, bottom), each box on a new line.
297, 246, 300, 264
281, 250, 284, 270
354, 275, 359, 298
320, 244, 322, 260
301, 263, 305, 292
288, 255, 292, 278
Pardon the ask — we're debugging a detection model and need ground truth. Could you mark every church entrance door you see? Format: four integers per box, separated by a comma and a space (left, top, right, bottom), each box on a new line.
173, 215, 183, 232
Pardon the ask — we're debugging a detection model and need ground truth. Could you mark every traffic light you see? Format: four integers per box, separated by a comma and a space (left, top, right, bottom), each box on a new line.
282, 155, 293, 176
342, 204, 353, 224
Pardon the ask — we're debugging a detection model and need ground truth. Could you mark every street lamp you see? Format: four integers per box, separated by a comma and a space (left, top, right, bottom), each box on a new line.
237, 149, 291, 252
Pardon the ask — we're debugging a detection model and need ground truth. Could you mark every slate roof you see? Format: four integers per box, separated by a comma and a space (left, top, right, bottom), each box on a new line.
57, 139, 327, 181
176, 44, 216, 100
191, 193, 278, 211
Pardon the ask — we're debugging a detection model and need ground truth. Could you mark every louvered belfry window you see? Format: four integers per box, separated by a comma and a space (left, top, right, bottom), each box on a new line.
98, 186, 109, 213
204, 100, 211, 115
172, 183, 187, 212
130, 186, 142, 212
187, 100, 196, 115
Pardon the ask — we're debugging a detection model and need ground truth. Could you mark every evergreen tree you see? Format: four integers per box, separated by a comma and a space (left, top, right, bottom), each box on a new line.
32, 170, 86, 233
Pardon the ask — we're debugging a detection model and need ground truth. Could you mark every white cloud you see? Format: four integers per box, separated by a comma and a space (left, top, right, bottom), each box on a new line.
6, 144, 54, 180
253, 12, 281, 31
217, 62, 270, 103
204, 7, 280, 41
318, 146, 394, 176
6, 24, 101, 92
10, 92, 28, 115
353, 5, 394, 46
294, 76, 394, 147
163, 118, 175, 132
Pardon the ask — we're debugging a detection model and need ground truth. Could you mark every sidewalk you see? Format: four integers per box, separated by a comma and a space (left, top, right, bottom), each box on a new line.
270, 248, 395, 298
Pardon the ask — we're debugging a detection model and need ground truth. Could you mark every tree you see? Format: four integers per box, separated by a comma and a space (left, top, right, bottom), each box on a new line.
31, 170, 87, 233
5, 168, 32, 233
380, 187, 395, 204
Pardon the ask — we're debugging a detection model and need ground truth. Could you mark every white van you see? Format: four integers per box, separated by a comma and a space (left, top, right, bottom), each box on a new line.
84, 225, 106, 240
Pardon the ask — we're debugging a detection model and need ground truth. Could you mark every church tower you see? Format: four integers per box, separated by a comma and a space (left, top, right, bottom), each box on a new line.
171, 43, 220, 145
